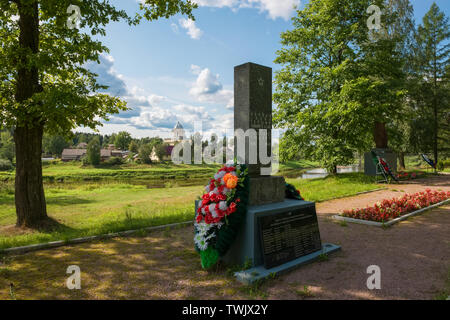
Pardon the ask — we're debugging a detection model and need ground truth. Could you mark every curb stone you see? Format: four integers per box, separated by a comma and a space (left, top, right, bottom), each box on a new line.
0, 221, 194, 255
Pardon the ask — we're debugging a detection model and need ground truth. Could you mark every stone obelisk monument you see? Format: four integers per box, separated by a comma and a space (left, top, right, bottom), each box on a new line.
234, 62, 285, 205
223, 62, 341, 284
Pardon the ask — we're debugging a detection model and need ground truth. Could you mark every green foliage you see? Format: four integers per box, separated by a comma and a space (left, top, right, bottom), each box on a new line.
128, 141, 139, 154
139, 143, 153, 164
412, 3, 450, 163
114, 131, 132, 150
0, 131, 14, 162
87, 137, 101, 165
42, 134, 70, 157
274, 0, 408, 170
154, 143, 169, 162
106, 157, 124, 166
0, 159, 13, 171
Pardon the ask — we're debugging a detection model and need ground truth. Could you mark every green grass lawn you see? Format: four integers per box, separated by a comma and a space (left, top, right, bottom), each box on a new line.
0, 160, 320, 183
0, 172, 381, 250
286, 172, 380, 202
0, 182, 204, 250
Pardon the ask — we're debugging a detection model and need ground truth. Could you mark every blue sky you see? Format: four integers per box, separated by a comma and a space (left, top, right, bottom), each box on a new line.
82, 0, 450, 139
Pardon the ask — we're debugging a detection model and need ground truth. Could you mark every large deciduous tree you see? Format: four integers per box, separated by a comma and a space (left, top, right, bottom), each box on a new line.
274, 0, 407, 172
0, 0, 196, 227
114, 131, 132, 151
413, 3, 449, 166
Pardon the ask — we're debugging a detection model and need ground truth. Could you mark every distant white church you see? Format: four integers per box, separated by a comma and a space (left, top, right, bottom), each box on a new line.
151, 121, 185, 162
164, 121, 185, 146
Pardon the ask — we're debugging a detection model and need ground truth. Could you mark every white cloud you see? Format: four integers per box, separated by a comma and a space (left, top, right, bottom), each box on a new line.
170, 23, 179, 34
190, 64, 202, 75
86, 54, 233, 135
189, 65, 234, 109
193, 0, 300, 20
179, 18, 203, 40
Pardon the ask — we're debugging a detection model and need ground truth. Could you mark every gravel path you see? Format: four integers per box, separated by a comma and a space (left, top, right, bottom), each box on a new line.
1, 175, 449, 300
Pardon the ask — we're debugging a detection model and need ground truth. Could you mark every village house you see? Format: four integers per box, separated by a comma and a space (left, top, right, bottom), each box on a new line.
61, 142, 126, 162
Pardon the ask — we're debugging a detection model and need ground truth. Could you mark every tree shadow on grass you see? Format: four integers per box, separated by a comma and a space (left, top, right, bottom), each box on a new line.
0, 226, 246, 300
45, 196, 95, 206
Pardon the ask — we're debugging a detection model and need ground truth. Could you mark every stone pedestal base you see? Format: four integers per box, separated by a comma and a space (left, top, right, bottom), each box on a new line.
364, 148, 397, 176
220, 199, 341, 283
248, 176, 285, 206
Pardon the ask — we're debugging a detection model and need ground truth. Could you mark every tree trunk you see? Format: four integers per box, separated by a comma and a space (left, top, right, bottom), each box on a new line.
374, 121, 388, 149
14, 125, 48, 227
398, 152, 406, 170
14, 0, 48, 228
331, 165, 338, 175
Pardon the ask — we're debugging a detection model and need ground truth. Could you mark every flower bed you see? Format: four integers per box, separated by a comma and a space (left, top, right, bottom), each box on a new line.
341, 190, 450, 223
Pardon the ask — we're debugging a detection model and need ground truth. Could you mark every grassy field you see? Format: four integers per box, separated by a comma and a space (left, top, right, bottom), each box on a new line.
0, 160, 319, 183
0, 162, 220, 183
0, 170, 381, 250
286, 173, 380, 202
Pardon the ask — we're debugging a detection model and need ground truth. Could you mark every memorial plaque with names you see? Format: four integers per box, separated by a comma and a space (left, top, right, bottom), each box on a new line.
258, 205, 322, 269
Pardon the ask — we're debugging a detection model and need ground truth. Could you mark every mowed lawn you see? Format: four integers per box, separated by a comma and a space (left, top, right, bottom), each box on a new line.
0, 183, 203, 250
0, 172, 380, 250
286, 173, 381, 202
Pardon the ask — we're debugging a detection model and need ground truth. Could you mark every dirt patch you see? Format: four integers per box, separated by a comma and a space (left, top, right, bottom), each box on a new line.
0, 225, 34, 237
0, 175, 448, 300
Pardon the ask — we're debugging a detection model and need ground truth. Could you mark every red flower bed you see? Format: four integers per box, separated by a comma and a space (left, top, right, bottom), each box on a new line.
342, 190, 450, 222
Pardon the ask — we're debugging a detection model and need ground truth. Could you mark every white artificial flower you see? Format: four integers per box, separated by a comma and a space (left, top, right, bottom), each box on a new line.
214, 171, 226, 180
195, 222, 212, 235
205, 185, 211, 193
209, 203, 218, 218
219, 201, 228, 211
194, 234, 208, 251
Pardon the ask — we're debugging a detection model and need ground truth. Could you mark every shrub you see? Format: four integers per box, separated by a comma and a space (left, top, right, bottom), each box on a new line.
81, 155, 90, 166
440, 159, 450, 168
139, 143, 153, 164
87, 137, 101, 165
437, 161, 444, 171
106, 157, 124, 166
0, 159, 13, 171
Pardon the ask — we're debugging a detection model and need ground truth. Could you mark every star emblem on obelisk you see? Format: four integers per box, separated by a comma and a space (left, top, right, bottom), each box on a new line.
258, 77, 264, 87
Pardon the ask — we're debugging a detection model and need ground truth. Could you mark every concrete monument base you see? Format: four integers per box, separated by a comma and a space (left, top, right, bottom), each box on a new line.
248, 176, 285, 206
220, 199, 341, 284
235, 243, 341, 285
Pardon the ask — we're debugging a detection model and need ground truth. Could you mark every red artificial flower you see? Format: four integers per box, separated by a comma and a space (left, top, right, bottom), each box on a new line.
210, 193, 219, 203
218, 193, 227, 201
